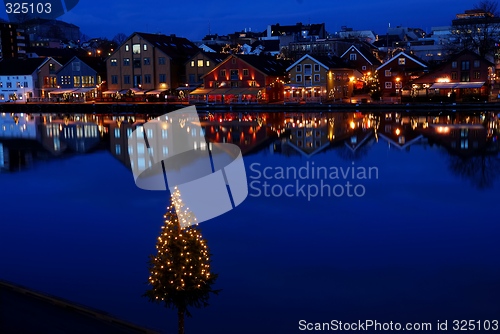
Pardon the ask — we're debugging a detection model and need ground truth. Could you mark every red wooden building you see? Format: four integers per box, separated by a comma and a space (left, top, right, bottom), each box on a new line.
190, 54, 290, 104
376, 51, 428, 99
411, 50, 494, 102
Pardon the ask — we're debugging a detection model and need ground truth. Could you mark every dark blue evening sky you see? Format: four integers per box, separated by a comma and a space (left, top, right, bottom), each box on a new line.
1, 0, 473, 40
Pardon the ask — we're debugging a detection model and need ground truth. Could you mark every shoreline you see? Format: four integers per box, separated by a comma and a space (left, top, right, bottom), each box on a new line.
2, 101, 500, 114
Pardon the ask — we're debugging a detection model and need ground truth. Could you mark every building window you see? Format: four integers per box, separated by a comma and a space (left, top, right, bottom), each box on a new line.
114, 128, 121, 138
231, 58, 236, 64
6, 82, 11, 88
451, 71, 457, 80
123, 58, 130, 66
314, 74, 320, 82
206, 60, 210, 67
231, 81, 239, 87
60, 76, 70, 85
159, 57, 166, 65
49, 63, 56, 74
190, 60, 195, 67
111, 75, 118, 84
115, 144, 121, 155
314, 64, 320, 72
243, 69, 249, 76
461, 72, 470, 82
385, 70, 391, 77
296, 74, 302, 82
143, 44, 148, 51
144, 74, 151, 84
296, 64, 302, 72
111, 58, 117, 66
220, 69, 226, 78
125, 44, 129, 51
461, 60, 470, 70
124, 75, 130, 84
74, 76, 81, 87
197, 59, 204, 67
398, 58, 405, 65
452, 61, 457, 68
385, 82, 392, 89
133, 43, 140, 54
474, 71, 481, 79
134, 75, 142, 86
159, 74, 166, 83
144, 57, 150, 65
350, 54, 356, 61
362, 66, 367, 71
304, 64, 312, 74
474, 60, 480, 67
72, 62, 80, 71
133, 59, 141, 68
250, 81, 257, 87
230, 69, 239, 80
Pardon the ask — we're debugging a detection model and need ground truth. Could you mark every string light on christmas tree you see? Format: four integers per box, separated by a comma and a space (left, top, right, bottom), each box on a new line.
145, 188, 219, 334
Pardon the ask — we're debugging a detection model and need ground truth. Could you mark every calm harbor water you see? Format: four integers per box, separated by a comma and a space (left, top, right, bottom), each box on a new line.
1, 110, 499, 333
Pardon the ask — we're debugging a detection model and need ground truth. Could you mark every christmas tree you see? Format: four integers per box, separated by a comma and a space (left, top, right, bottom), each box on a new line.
145, 187, 219, 334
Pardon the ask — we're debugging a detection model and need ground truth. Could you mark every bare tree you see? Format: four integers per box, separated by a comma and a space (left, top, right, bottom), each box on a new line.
112, 33, 128, 46
450, 0, 500, 59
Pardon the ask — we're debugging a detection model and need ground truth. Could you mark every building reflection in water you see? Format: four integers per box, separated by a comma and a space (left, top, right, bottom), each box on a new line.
109, 112, 275, 170
1, 110, 498, 187
0, 113, 102, 172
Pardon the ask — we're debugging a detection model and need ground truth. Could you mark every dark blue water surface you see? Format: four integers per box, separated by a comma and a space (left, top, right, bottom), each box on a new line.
1, 111, 499, 334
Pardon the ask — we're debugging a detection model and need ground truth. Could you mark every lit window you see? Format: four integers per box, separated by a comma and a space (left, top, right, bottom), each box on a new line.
110, 59, 117, 66
125, 44, 130, 51
398, 58, 405, 65
143, 44, 147, 51
197, 59, 204, 67
385, 82, 392, 89
206, 60, 210, 67
114, 128, 120, 138
133, 44, 140, 54
385, 70, 391, 77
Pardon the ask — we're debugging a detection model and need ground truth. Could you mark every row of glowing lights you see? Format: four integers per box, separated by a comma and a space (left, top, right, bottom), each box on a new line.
283, 118, 372, 129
